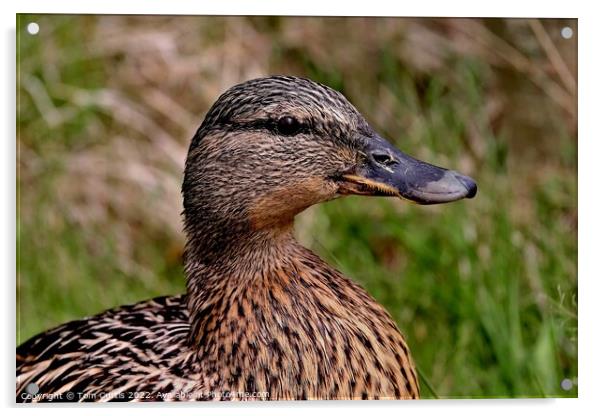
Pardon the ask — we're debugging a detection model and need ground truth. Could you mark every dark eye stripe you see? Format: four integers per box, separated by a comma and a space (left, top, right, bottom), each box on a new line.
219, 118, 312, 136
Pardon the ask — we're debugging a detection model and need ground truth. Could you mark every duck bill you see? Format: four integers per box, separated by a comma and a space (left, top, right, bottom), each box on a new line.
339, 135, 477, 205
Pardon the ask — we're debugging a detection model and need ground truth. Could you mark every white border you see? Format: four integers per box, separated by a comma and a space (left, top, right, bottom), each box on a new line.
7, 0, 582, 17
3, 1, 599, 415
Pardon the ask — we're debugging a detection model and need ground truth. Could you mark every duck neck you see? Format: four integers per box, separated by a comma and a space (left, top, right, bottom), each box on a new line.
183, 219, 301, 347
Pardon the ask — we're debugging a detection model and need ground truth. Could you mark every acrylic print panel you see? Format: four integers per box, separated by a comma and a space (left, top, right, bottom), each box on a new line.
16, 14, 577, 401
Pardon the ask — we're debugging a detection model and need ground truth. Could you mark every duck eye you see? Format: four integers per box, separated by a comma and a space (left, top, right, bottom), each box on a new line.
276, 116, 301, 136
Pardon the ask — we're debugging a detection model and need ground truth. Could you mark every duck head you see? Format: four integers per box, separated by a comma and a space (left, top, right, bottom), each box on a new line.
183, 76, 476, 252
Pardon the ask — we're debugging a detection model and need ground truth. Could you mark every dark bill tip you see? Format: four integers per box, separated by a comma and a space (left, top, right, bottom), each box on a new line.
401, 170, 477, 205
453, 172, 478, 199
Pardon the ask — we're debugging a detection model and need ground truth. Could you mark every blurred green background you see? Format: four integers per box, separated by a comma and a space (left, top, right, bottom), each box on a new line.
16, 15, 577, 398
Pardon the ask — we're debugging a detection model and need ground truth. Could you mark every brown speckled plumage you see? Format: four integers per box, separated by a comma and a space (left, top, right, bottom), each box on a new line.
17, 76, 477, 402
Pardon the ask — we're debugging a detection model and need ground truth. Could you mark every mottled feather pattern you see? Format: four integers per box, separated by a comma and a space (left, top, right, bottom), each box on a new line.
184, 239, 419, 400
17, 76, 420, 401
17, 296, 196, 402
18, 246, 418, 401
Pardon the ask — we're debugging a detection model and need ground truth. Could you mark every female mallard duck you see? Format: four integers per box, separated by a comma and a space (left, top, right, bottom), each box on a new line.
16, 76, 476, 402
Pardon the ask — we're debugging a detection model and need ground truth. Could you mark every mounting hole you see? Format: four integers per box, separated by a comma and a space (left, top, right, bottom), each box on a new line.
561, 26, 573, 39
560, 378, 573, 391
25, 382, 39, 395
26, 22, 39, 35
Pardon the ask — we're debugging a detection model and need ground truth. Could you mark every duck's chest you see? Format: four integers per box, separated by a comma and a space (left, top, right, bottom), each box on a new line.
191, 268, 420, 400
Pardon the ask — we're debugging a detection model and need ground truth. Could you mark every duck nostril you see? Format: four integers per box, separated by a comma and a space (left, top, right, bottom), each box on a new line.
371, 152, 396, 167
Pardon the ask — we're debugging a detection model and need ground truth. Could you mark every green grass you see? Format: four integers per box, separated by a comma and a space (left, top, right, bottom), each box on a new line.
17, 15, 577, 399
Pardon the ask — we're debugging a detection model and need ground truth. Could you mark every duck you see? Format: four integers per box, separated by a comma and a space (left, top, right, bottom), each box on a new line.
16, 75, 476, 402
